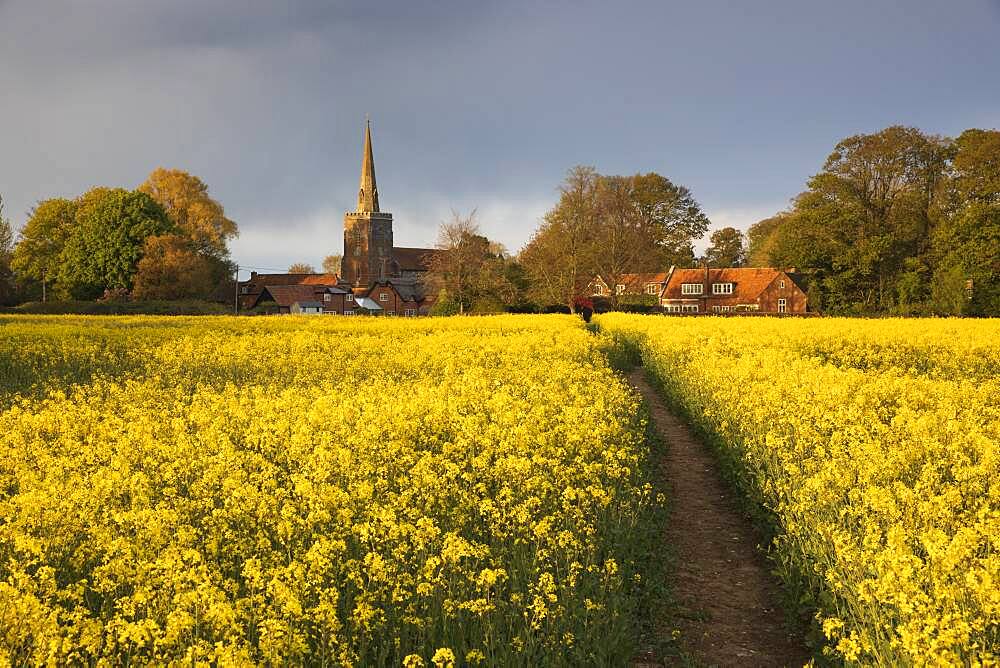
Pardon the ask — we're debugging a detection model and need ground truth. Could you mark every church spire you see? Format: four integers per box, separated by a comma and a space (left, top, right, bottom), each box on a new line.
357, 119, 379, 213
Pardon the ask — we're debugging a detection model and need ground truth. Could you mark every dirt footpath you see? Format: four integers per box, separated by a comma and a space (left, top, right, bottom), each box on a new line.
629, 369, 810, 668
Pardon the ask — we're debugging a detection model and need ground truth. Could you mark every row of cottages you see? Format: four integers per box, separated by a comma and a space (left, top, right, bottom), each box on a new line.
238, 273, 430, 316
593, 266, 810, 314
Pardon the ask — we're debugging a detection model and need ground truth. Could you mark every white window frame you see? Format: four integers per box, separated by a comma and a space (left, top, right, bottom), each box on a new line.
240, 286, 250, 294
615, 284, 626, 295
779, 279, 786, 289
682, 304, 699, 313
681, 283, 703, 295
404, 308, 416, 316
778, 298, 787, 313
712, 305, 721, 313
344, 309, 355, 316
645, 283, 659, 295
712, 282, 734, 295
323, 293, 331, 302
345, 294, 354, 302
593, 283, 604, 296
379, 292, 390, 302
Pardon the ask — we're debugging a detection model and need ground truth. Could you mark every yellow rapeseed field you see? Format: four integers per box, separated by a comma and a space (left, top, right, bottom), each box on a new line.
596, 313, 1000, 666
0, 315, 660, 666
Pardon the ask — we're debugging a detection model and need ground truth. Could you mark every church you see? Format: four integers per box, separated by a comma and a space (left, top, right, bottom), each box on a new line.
237, 122, 441, 315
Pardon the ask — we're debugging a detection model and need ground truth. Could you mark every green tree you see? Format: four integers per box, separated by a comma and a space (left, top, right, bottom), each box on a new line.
0, 196, 15, 305
930, 262, 967, 316
745, 213, 790, 266
630, 172, 710, 267
932, 129, 1000, 315
702, 227, 746, 267
56, 188, 173, 299
428, 287, 460, 316
11, 198, 77, 301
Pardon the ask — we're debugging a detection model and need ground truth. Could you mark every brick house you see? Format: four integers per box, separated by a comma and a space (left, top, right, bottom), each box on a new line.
250, 283, 353, 315
591, 272, 671, 299
659, 267, 808, 314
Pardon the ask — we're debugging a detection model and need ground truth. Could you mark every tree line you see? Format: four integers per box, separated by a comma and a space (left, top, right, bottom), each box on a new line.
4, 124, 996, 316
0, 169, 237, 305
746, 126, 1000, 316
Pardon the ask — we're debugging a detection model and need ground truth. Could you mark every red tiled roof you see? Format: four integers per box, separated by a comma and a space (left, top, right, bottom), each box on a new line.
392, 247, 440, 272
662, 267, 783, 301
618, 272, 670, 289
260, 284, 329, 307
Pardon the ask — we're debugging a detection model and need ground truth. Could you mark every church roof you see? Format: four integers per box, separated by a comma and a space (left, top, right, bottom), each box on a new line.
392, 247, 440, 272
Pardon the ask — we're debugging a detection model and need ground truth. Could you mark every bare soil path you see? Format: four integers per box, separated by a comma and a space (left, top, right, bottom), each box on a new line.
629, 369, 810, 668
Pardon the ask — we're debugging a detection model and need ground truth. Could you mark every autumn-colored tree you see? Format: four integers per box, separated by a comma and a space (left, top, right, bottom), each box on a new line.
288, 263, 316, 274
11, 198, 77, 301
139, 168, 237, 258
132, 234, 215, 300
702, 227, 746, 268
322, 254, 342, 276
520, 167, 600, 311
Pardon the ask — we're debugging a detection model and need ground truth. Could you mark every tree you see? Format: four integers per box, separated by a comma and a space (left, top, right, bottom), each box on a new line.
429, 287, 460, 316
930, 261, 967, 316
745, 213, 790, 266
630, 172, 710, 267
288, 263, 316, 274
702, 227, 746, 268
932, 129, 1000, 315
131, 234, 215, 300
426, 210, 515, 314
322, 254, 342, 276
11, 198, 77, 301
56, 188, 173, 299
520, 167, 600, 312
746, 126, 957, 314
139, 168, 237, 258
0, 196, 15, 305
521, 166, 710, 311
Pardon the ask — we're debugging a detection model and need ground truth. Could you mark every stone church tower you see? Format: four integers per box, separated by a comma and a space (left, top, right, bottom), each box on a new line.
342, 121, 394, 286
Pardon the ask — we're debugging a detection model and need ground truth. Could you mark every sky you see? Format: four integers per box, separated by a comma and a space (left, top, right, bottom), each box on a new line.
1, 0, 999, 273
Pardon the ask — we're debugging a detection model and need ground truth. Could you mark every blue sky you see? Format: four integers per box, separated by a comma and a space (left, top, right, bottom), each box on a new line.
1, 0, 998, 271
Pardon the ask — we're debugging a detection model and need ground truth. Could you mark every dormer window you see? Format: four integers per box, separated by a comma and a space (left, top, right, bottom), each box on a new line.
681, 283, 703, 295
779, 280, 786, 289
645, 283, 659, 295
712, 282, 734, 295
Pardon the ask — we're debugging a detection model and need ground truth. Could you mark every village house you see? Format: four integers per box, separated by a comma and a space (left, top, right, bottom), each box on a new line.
236, 121, 440, 315
593, 266, 810, 314
591, 272, 671, 298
